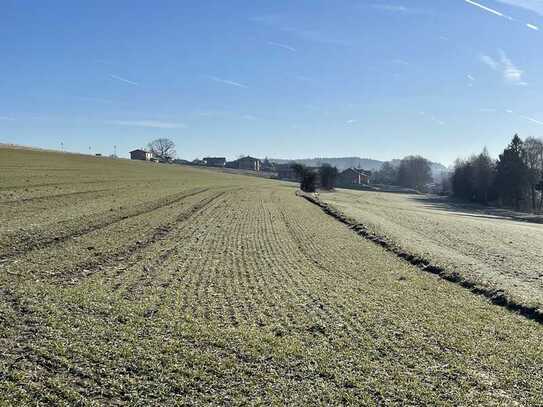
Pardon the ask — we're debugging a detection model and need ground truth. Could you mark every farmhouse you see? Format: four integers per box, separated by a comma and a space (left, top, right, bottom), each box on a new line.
130, 149, 153, 161
203, 157, 226, 167
226, 156, 262, 172
338, 168, 371, 185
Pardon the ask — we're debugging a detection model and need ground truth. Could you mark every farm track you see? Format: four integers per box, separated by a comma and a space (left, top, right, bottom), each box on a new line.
0, 190, 232, 400
71, 189, 228, 284
0, 179, 127, 191
0, 188, 209, 261
0, 188, 115, 204
1, 190, 236, 286
105, 190, 231, 297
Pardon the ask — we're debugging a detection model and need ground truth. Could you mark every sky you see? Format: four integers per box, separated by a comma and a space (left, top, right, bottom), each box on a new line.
1, 0, 543, 165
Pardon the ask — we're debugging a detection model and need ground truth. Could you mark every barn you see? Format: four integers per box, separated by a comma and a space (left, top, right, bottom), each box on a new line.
203, 157, 226, 167
130, 149, 153, 161
337, 168, 371, 185
226, 156, 262, 172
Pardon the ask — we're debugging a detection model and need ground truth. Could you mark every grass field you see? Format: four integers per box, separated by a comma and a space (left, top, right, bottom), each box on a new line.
1, 147, 542, 405
320, 189, 543, 317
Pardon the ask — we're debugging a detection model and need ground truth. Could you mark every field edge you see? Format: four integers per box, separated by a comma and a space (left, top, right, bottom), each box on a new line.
300, 191, 543, 324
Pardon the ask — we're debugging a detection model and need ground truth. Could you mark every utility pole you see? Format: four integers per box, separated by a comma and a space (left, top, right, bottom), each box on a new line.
88, 146, 91, 154
113, 145, 117, 157
60, 142, 64, 152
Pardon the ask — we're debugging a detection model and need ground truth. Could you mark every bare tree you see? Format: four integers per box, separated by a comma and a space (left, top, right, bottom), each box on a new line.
148, 138, 176, 161
371, 161, 397, 185
397, 155, 432, 191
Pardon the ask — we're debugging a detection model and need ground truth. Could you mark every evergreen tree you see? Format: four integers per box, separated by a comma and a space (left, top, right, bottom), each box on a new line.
522, 137, 543, 211
472, 148, 496, 204
494, 135, 529, 210
452, 158, 475, 201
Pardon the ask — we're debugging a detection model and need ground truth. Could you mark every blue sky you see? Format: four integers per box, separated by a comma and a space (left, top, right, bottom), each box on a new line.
1, 0, 542, 165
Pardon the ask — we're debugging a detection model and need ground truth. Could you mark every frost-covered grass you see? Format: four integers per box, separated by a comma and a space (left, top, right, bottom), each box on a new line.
322, 188, 543, 315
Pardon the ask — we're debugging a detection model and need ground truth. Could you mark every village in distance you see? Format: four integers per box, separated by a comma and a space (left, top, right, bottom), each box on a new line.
127, 137, 448, 195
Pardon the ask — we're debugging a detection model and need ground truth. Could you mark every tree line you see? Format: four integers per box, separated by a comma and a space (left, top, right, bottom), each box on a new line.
451, 135, 543, 211
292, 156, 435, 193
149, 135, 543, 213
371, 156, 433, 191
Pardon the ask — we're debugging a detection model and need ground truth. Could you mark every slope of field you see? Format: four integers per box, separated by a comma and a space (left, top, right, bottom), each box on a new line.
320, 189, 543, 315
1, 148, 542, 405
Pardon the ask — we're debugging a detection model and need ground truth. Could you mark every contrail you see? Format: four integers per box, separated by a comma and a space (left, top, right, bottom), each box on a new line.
464, 0, 540, 32
209, 76, 248, 88
521, 115, 543, 126
464, 0, 511, 19
109, 74, 139, 86
268, 41, 296, 52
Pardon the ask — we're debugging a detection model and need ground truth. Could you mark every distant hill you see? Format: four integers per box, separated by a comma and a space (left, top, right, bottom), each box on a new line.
270, 157, 384, 172
269, 157, 448, 178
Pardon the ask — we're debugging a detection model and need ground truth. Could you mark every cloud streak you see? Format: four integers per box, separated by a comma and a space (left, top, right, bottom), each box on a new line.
268, 41, 296, 52
480, 50, 526, 85
370, 4, 431, 15
109, 74, 139, 86
76, 96, 114, 104
498, 50, 526, 85
419, 111, 445, 126
280, 26, 350, 46
480, 54, 499, 70
250, 13, 349, 46
108, 120, 186, 129
392, 59, 410, 65
520, 115, 543, 125
209, 76, 248, 88
503, 109, 543, 126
